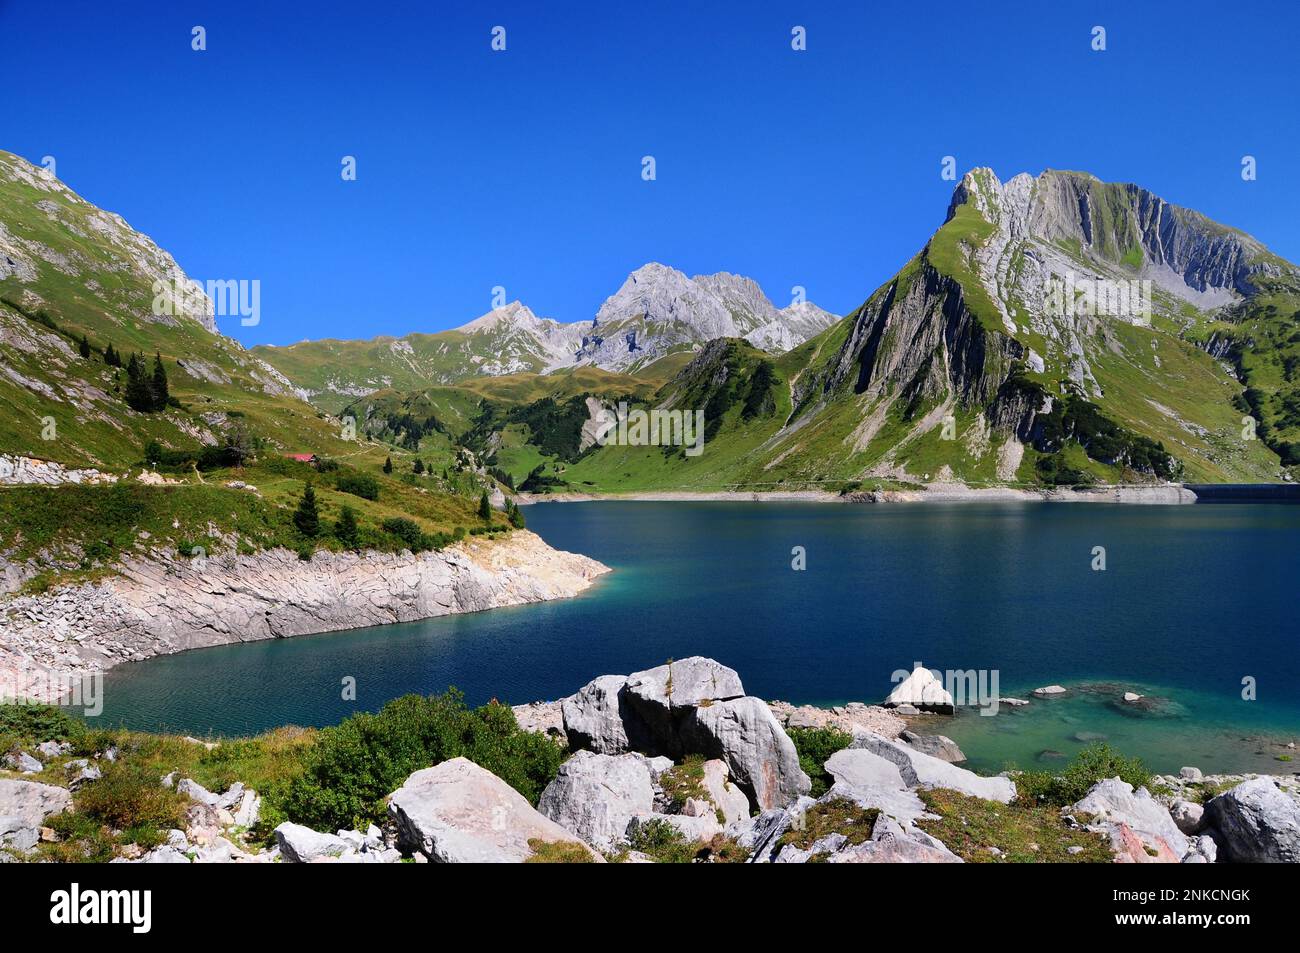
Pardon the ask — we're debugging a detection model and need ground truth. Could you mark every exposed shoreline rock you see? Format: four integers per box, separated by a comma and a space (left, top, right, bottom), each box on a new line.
0, 531, 610, 702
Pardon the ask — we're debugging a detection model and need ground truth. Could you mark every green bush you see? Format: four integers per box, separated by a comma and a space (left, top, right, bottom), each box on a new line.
335, 472, 379, 501
75, 760, 188, 833
271, 690, 565, 831
788, 725, 853, 798
1014, 743, 1152, 807
381, 516, 425, 550
0, 703, 86, 754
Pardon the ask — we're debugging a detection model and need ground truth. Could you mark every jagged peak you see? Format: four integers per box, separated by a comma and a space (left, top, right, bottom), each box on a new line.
456, 300, 541, 333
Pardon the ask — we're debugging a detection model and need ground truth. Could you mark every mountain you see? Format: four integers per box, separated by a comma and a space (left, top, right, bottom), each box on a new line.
253, 264, 838, 411
0, 148, 521, 595
468, 169, 1297, 491
0, 149, 367, 470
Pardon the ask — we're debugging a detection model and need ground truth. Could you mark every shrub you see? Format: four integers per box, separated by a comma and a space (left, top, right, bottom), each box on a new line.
271, 690, 564, 831
75, 760, 187, 833
0, 703, 85, 753
624, 818, 700, 864
381, 516, 425, 550
1014, 743, 1152, 807
336, 473, 379, 501
788, 726, 853, 798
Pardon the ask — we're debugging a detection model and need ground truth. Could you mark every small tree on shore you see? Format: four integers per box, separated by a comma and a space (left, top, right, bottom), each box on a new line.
334, 504, 359, 549
294, 483, 320, 537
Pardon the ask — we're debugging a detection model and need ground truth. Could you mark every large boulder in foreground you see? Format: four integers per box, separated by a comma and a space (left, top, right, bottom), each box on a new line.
1205, 777, 1300, 863
625, 657, 746, 755
1070, 778, 1189, 861
851, 733, 1015, 803
561, 674, 646, 754
823, 748, 927, 826
680, 696, 810, 811
0, 778, 72, 852
389, 757, 601, 863
538, 751, 654, 851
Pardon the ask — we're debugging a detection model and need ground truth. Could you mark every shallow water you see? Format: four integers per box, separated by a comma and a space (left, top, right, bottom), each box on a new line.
93, 501, 1300, 774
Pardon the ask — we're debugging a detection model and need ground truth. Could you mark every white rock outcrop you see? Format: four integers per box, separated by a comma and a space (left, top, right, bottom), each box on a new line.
388, 757, 600, 863
0, 531, 609, 702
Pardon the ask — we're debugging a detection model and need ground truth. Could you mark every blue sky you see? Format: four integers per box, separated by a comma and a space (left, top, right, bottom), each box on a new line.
3, 0, 1297, 345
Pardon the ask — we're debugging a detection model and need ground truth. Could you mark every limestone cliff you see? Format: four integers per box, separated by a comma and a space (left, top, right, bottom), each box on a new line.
0, 531, 610, 702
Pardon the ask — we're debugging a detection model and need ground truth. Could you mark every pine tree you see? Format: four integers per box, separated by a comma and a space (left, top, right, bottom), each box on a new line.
382, 456, 393, 474
293, 483, 320, 537
478, 490, 492, 522
124, 353, 154, 412
151, 352, 170, 410
413, 458, 425, 475
334, 505, 359, 549
507, 500, 525, 529
78, 334, 91, 359
104, 342, 121, 367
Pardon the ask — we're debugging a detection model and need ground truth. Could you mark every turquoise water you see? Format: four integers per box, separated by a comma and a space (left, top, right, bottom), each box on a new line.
92, 502, 1300, 774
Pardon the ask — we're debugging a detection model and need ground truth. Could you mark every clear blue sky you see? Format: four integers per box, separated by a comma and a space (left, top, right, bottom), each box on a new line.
3, 0, 1296, 345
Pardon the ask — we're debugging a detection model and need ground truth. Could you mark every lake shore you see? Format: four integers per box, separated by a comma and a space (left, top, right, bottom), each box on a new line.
0, 530, 610, 704
518, 482, 1201, 505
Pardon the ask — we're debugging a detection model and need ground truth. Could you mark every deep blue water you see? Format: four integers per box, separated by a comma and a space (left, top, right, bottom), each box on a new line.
93, 502, 1300, 773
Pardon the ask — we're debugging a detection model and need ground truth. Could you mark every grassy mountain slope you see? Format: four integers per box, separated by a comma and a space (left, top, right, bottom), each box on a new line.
0, 150, 507, 589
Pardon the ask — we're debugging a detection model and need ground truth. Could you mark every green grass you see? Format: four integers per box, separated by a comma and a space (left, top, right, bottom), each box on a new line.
916, 789, 1114, 862
777, 798, 879, 859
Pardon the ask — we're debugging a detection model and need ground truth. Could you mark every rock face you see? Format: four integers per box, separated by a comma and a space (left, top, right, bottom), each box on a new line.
0, 454, 118, 487
851, 733, 1016, 803
0, 531, 609, 703
561, 674, 640, 754
624, 657, 746, 754
823, 748, 928, 826
1205, 778, 1300, 863
681, 697, 811, 811
556, 658, 809, 813
0, 778, 72, 851
538, 751, 655, 851
1070, 778, 1190, 861
388, 757, 599, 863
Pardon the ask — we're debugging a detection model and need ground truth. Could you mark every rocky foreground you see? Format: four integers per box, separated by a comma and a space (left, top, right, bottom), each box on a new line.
0, 531, 609, 702
3, 656, 1297, 864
